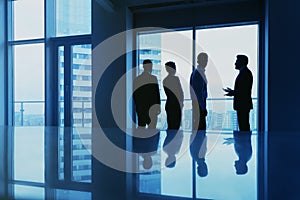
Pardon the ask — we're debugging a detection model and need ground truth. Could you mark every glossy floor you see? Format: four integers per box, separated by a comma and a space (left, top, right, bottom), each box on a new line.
1, 127, 297, 199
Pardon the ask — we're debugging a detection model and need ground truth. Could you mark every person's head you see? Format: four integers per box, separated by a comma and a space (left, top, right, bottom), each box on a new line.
165, 155, 176, 168
143, 59, 153, 73
235, 160, 248, 175
235, 54, 248, 70
197, 160, 208, 177
142, 155, 153, 169
165, 61, 176, 75
197, 52, 208, 68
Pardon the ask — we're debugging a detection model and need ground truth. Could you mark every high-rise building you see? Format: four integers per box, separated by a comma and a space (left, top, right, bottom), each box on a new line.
57, 1, 92, 183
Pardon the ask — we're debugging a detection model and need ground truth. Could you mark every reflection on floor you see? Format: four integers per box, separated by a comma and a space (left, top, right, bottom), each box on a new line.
0, 127, 261, 199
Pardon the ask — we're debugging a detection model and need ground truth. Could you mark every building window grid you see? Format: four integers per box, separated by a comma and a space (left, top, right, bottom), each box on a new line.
8, 0, 93, 188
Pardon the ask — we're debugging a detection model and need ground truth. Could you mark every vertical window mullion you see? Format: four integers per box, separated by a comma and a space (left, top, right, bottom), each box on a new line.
63, 44, 72, 183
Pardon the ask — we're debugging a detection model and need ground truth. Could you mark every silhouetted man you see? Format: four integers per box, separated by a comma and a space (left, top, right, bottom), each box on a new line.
133, 129, 160, 170
190, 131, 208, 177
133, 59, 161, 129
233, 131, 252, 175
163, 129, 183, 168
190, 52, 208, 130
224, 55, 253, 131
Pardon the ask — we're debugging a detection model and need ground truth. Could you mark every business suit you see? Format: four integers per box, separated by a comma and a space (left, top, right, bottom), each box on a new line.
190, 67, 208, 130
163, 75, 184, 130
189, 131, 208, 177
233, 131, 252, 175
133, 71, 161, 128
233, 66, 253, 131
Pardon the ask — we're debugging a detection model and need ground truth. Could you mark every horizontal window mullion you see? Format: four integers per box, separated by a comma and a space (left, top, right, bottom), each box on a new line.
8, 38, 45, 46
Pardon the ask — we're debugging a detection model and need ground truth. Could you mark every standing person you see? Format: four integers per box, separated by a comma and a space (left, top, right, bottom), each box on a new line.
163, 61, 184, 130
223, 54, 253, 131
190, 131, 208, 177
233, 131, 252, 175
190, 52, 208, 130
133, 59, 161, 129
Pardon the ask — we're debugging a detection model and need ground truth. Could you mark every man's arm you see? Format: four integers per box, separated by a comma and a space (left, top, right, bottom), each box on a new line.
192, 72, 206, 110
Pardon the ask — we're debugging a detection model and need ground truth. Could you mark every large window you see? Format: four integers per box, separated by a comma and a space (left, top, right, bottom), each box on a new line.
9, 0, 92, 127
136, 25, 259, 199
137, 24, 258, 132
196, 24, 258, 131
137, 30, 193, 130
7, 0, 92, 197
13, 44, 45, 126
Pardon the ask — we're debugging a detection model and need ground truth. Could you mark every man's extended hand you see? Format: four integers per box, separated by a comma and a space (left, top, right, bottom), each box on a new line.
223, 87, 234, 96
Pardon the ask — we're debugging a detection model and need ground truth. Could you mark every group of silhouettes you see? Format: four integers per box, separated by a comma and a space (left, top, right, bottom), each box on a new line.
132, 52, 253, 175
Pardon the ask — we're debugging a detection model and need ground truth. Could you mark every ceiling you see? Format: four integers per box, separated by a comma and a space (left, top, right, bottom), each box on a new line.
97, 0, 260, 13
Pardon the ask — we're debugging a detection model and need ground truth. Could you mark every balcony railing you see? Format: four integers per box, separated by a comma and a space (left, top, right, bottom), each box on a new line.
157, 97, 258, 131
14, 100, 92, 127
14, 98, 258, 131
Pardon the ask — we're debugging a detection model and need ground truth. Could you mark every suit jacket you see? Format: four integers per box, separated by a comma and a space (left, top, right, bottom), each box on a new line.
233, 67, 253, 111
190, 68, 207, 110
163, 75, 184, 112
133, 72, 161, 115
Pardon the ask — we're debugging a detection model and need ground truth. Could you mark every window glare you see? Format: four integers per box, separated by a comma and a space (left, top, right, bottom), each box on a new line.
13, 0, 44, 40
14, 44, 45, 101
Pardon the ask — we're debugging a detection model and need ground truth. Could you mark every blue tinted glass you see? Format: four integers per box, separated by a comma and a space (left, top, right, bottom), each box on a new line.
56, 0, 91, 36
14, 44, 45, 126
14, 185, 44, 200
13, 127, 45, 183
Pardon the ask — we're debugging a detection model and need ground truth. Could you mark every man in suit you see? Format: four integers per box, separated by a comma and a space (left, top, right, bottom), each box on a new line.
224, 55, 253, 131
190, 52, 208, 130
133, 59, 161, 129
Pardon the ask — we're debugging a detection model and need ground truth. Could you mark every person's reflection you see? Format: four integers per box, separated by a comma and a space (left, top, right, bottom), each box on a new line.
233, 131, 252, 175
133, 128, 160, 170
163, 130, 184, 168
189, 131, 208, 177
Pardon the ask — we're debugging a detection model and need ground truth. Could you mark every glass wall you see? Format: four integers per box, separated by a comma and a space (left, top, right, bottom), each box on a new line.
9, 0, 92, 126
196, 24, 258, 131
137, 30, 193, 130
13, 44, 45, 126
7, 0, 92, 196
136, 24, 258, 132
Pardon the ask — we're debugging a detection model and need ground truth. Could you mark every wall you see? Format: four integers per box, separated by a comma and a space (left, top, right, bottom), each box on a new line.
268, 1, 300, 132
267, 0, 300, 199
92, 0, 133, 199
134, 1, 263, 29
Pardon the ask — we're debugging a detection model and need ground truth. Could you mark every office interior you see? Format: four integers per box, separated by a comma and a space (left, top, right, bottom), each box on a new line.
0, 0, 300, 199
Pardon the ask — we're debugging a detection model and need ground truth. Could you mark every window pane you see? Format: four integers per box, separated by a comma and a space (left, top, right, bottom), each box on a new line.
56, 0, 92, 36
12, 0, 44, 40
13, 185, 44, 200
72, 128, 92, 183
72, 44, 92, 128
137, 30, 193, 130
14, 127, 45, 183
56, 189, 91, 200
59, 46, 65, 126
196, 24, 258, 131
14, 44, 45, 126
71, 44, 92, 183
